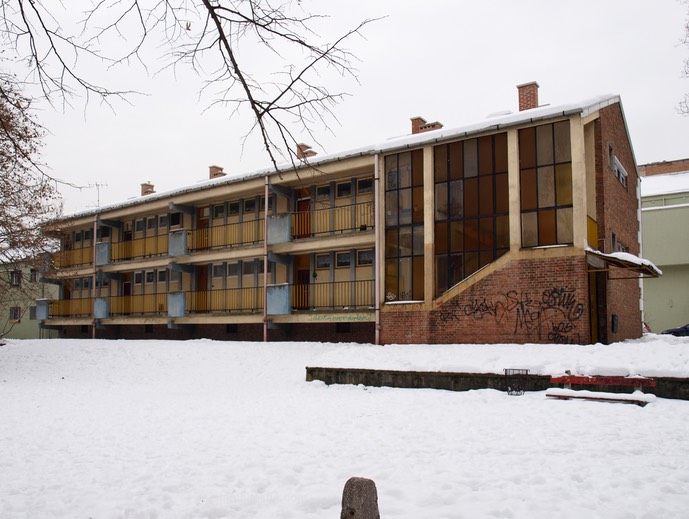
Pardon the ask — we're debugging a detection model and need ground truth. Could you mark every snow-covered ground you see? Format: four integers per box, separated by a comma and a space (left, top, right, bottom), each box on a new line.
1, 336, 688, 518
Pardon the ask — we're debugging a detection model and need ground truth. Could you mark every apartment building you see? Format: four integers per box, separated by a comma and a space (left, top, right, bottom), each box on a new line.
38, 82, 658, 344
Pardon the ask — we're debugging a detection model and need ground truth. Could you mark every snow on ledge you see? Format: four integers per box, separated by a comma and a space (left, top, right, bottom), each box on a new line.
586, 247, 662, 277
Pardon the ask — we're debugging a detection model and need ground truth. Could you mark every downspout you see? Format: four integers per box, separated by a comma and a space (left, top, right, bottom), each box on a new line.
374, 154, 381, 345
263, 176, 269, 343
92, 217, 97, 339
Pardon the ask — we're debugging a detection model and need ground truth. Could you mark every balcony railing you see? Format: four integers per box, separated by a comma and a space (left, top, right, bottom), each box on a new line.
291, 201, 374, 239
292, 280, 374, 310
49, 298, 92, 317
187, 287, 264, 313
54, 247, 93, 268
112, 235, 168, 262
109, 294, 167, 316
188, 219, 264, 251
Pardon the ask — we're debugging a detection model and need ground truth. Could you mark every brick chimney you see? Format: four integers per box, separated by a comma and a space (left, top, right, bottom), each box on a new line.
141, 182, 155, 196
517, 81, 539, 111
296, 143, 317, 160
209, 165, 226, 179
411, 116, 443, 134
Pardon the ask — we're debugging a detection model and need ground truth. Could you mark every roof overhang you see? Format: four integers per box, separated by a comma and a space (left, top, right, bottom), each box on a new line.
586, 249, 661, 278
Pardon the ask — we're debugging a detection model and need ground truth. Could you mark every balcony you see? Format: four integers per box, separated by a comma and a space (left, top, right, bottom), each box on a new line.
112, 235, 169, 262
292, 280, 373, 310
187, 287, 264, 313
48, 298, 92, 317
54, 247, 93, 268
109, 294, 167, 316
188, 219, 264, 251
291, 201, 374, 239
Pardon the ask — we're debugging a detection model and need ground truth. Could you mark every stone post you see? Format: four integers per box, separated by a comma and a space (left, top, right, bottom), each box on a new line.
340, 477, 380, 519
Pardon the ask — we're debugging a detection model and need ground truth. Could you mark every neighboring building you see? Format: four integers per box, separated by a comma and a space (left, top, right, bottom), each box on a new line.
38, 82, 658, 345
639, 159, 689, 333
1, 261, 59, 339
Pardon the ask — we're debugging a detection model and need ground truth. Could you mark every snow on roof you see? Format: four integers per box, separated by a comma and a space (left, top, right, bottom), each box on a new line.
586, 247, 662, 277
56, 94, 621, 223
640, 171, 689, 198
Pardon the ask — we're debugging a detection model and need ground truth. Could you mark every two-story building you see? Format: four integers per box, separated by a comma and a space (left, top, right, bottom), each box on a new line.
38, 82, 659, 344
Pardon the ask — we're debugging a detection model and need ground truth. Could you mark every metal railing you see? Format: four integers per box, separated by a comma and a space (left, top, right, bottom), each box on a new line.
54, 247, 93, 268
49, 298, 92, 317
291, 201, 374, 239
188, 219, 264, 251
187, 286, 264, 313
292, 279, 374, 310
112, 235, 168, 262
109, 293, 167, 316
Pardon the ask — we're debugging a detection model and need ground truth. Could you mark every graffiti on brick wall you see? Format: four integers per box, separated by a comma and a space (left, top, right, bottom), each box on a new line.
439, 287, 584, 343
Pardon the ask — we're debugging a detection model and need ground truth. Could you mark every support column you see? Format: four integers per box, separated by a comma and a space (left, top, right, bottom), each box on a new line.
570, 116, 588, 249
423, 145, 435, 304
507, 128, 521, 252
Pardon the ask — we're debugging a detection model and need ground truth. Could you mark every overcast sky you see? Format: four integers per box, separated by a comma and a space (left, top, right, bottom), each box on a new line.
35, 0, 689, 215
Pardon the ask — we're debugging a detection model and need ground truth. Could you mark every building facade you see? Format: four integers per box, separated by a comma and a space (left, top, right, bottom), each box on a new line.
39, 83, 657, 344
639, 159, 689, 333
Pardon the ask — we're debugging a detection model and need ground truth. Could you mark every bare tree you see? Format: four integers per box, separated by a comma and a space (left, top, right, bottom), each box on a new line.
0, 0, 376, 170
0, 74, 60, 338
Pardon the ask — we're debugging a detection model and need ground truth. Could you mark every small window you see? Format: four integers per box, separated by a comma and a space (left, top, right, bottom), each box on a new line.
317, 185, 330, 201
157, 270, 167, 283
357, 178, 373, 194
357, 249, 374, 266
30, 269, 38, 282
135, 219, 145, 232
29, 306, 37, 320
244, 199, 256, 213
10, 270, 22, 287
9, 306, 21, 322
170, 212, 182, 227
213, 204, 225, 219
97, 226, 111, 239
243, 261, 255, 275
82, 277, 91, 289
257, 260, 274, 274
212, 264, 225, 278
228, 202, 240, 216
200, 207, 210, 218
336, 251, 352, 268
170, 270, 182, 283
134, 272, 143, 285
316, 254, 331, 269
227, 262, 239, 276
74, 278, 82, 290
336, 182, 352, 198
336, 322, 352, 333
259, 196, 274, 211
159, 215, 169, 228
145, 271, 155, 284
75, 231, 82, 243
147, 217, 157, 230
84, 229, 92, 242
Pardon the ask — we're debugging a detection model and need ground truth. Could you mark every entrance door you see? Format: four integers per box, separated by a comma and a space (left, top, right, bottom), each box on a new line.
294, 269, 311, 309
197, 207, 210, 250
295, 198, 311, 238
122, 274, 132, 315
588, 269, 607, 344
195, 265, 210, 312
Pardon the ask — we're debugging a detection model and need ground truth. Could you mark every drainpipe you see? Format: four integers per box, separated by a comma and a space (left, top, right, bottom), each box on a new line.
92, 217, 98, 339
374, 154, 381, 345
263, 176, 269, 342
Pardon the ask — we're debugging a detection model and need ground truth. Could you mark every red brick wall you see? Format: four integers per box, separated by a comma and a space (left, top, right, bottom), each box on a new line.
639, 158, 689, 176
381, 256, 590, 345
593, 103, 642, 342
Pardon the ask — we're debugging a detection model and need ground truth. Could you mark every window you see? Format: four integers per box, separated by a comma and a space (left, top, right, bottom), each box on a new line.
226, 323, 238, 333
243, 261, 255, 275
519, 122, 573, 248
212, 264, 225, 278
336, 251, 352, 268
134, 272, 143, 285
257, 260, 273, 274
213, 204, 225, 219
84, 229, 92, 242
29, 306, 37, 320
82, 277, 91, 290
135, 219, 145, 232
30, 269, 38, 282
157, 270, 167, 283
228, 202, 240, 215
259, 196, 274, 211
244, 199, 256, 213
227, 262, 239, 276
169, 270, 181, 283
75, 231, 82, 243
357, 178, 373, 194
10, 270, 22, 287
170, 212, 182, 227
145, 324, 154, 334
357, 249, 374, 266
9, 307, 21, 322
97, 226, 111, 239
159, 215, 169, 228
336, 322, 352, 333
316, 253, 331, 269
385, 149, 425, 301
200, 206, 210, 218
612, 155, 628, 189
317, 185, 331, 201
145, 271, 155, 284
337, 182, 352, 198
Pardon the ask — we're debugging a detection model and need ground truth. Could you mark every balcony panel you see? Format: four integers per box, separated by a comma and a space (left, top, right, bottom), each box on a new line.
109, 294, 167, 316
112, 235, 168, 262
187, 287, 264, 313
290, 202, 374, 239
49, 298, 92, 317
188, 219, 264, 252
54, 247, 93, 268
291, 280, 373, 310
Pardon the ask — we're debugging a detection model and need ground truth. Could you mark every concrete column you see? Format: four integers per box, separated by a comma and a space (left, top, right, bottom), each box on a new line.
570, 116, 588, 249
423, 145, 435, 304
507, 128, 521, 251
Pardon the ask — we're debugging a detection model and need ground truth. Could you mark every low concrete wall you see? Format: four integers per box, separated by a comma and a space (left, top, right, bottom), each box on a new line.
305, 367, 689, 401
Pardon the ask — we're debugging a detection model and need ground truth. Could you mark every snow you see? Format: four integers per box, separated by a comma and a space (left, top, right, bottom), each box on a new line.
545, 388, 657, 404
585, 247, 663, 277
1, 335, 689, 518
640, 171, 689, 198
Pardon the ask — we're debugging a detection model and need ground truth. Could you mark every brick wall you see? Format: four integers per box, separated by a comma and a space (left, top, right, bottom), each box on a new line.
381, 256, 590, 345
639, 158, 689, 176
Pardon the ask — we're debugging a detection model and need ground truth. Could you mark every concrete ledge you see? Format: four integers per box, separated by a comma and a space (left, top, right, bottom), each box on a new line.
305, 367, 689, 401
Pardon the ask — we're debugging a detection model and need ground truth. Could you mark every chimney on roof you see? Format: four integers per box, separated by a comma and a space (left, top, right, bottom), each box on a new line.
297, 143, 317, 160
411, 116, 443, 135
209, 165, 226, 179
517, 81, 539, 111
141, 182, 155, 196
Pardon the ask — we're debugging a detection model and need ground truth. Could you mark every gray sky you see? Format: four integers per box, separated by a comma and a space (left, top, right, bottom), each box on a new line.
36, 0, 689, 215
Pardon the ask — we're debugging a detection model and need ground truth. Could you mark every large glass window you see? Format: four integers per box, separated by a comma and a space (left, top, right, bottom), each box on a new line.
519, 121, 572, 247
385, 150, 424, 301
434, 134, 509, 296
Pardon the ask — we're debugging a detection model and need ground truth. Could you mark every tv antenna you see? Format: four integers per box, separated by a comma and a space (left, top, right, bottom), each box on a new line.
86, 182, 109, 207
